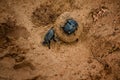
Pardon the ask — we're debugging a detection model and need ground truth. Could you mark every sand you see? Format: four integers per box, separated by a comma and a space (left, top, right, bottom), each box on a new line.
0, 0, 120, 80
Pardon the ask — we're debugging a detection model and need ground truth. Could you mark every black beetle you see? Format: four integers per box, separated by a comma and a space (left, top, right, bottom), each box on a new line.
62, 19, 78, 35
43, 27, 56, 49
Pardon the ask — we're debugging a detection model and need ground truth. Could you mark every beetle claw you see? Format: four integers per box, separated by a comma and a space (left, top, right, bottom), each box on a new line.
48, 45, 50, 49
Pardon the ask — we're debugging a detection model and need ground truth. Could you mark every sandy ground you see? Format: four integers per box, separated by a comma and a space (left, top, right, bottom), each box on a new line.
0, 0, 120, 80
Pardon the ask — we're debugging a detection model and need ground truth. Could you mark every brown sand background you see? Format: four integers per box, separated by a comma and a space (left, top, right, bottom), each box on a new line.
0, 0, 120, 80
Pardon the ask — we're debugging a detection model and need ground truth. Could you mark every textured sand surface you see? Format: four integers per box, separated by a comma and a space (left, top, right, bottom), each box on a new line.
0, 0, 120, 80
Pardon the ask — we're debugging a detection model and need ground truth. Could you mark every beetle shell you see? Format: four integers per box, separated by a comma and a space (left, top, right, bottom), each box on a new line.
63, 19, 78, 35
44, 28, 54, 42
43, 27, 55, 49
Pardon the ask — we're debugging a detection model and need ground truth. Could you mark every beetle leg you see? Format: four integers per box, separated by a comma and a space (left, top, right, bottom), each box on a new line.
53, 38, 56, 42
60, 25, 64, 29
42, 40, 46, 45
48, 41, 51, 49
76, 28, 78, 30
76, 38, 79, 42
73, 32, 76, 35
53, 35, 57, 42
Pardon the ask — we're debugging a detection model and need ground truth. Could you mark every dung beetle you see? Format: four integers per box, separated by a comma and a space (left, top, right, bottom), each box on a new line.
43, 27, 56, 49
62, 19, 78, 35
